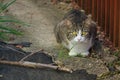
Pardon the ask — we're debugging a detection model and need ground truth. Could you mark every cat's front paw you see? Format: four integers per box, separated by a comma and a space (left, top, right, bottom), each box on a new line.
69, 51, 89, 57
80, 51, 89, 57
68, 51, 78, 56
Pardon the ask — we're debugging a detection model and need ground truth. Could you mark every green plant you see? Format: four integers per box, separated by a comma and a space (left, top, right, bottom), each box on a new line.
113, 50, 120, 57
58, 46, 69, 59
0, 0, 28, 40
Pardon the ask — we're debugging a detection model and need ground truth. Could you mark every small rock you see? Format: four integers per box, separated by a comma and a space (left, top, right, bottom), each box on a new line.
0, 75, 3, 78
103, 54, 117, 63
115, 65, 120, 71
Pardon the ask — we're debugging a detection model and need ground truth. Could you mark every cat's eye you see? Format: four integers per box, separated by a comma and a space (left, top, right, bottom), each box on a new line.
72, 31, 77, 35
82, 32, 87, 35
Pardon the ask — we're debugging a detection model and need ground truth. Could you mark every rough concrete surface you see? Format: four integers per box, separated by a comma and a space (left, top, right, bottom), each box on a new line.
7, 0, 63, 52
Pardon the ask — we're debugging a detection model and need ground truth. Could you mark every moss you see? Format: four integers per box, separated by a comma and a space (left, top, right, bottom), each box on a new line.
57, 45, 70, 60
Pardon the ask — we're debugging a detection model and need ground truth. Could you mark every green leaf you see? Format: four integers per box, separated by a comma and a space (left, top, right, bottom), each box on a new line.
0, 25, 23, 35
0, 16, 30, 26
0, 0, 16, 13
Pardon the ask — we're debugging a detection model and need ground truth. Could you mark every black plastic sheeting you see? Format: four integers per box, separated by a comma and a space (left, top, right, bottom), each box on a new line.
0, 45, 97, 80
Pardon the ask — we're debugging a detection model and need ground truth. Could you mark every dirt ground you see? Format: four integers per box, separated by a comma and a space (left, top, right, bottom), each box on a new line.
1, 0, 120, 80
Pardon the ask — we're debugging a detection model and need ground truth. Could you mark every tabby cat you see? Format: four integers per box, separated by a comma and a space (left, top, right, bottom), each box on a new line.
54, 9, 97, 57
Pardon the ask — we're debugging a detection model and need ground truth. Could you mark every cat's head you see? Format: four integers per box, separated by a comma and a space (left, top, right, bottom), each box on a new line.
66, 14, 94, 41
